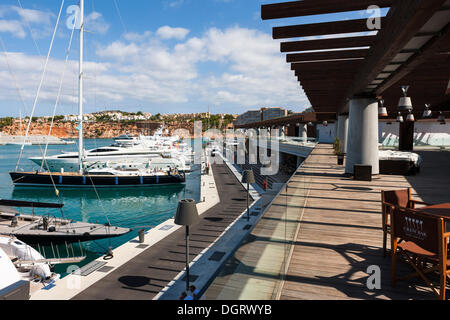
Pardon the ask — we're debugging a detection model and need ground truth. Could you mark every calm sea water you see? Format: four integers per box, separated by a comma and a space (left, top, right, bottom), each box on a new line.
0, 139, 200, 275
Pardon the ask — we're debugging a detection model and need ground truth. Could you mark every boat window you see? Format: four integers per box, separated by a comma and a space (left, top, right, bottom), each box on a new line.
90, 149, 118, 153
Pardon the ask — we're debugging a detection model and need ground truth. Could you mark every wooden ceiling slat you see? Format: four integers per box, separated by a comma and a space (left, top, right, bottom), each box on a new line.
273, 18, 384, 39
281, 36, 376, 52
343, 0, 448, 113
376, 23, 450, 95
262, 0, 393, 20
287, 49, 369, 63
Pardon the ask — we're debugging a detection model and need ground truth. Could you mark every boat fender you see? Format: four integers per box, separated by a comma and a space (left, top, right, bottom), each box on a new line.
48, 226, 56, 232
103, 247, 114, 261
83, 232, 90, 237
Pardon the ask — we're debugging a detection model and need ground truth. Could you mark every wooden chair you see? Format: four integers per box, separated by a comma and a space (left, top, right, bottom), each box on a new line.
391, 206, 450, 300
381, 188, 429, 257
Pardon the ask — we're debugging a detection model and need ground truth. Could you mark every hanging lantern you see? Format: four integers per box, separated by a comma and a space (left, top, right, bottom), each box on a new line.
396, 112, 404, 123
378, 99, 388, 117
406, 110, 415, 122
398, 85, 413, 111
422, 104, 432, 118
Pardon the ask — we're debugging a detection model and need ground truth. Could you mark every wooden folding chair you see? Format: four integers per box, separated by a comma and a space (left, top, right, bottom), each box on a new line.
391, 206, 450, 300
381, 188, 429, 257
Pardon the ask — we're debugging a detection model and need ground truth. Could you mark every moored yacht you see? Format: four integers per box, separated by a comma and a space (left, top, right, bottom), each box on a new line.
29, 134, 193, 173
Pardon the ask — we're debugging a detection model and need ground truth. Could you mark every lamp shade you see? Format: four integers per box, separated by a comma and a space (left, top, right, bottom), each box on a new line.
423, 104, 432, 118
378, 107, 388, 117
398, 85, 413, 111
174, 199, 199, 226
242, 170, 255, 184
378, 99, 388, 117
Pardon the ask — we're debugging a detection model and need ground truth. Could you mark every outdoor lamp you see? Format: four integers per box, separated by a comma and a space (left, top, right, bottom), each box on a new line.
398, 85, 413, 112
174, 199, 200, 291
378, 99, 388, 117
396, 112, 404, 123
438, 112, 446, 125
423, 104, 432, 118
406, 110, 415, 122
242, 170, 255, 222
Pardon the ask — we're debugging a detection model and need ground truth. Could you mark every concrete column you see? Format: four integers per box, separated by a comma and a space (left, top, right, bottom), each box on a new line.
345, 97, 379, 175
337, 114, 349, 154
299, 123, 308, 142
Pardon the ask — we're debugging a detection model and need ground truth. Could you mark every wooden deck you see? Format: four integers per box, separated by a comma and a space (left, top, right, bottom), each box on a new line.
72, 163, 248, 300
206, 144, 450, 300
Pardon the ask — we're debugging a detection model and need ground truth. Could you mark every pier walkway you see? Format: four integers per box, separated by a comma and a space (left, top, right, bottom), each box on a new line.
206, 144, 450, 300
72, 163, 248, 300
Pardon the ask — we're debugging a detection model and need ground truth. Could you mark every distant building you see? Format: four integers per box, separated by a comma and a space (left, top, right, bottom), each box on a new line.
234, 107, 288, 126
261, 107, 288, 121
234, 110, 262, 126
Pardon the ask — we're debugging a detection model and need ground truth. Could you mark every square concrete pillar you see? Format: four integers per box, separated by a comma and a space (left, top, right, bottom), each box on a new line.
345, 98, 379, 175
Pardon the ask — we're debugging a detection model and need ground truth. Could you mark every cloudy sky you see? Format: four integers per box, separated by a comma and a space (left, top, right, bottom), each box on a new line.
0, 0, 380, 117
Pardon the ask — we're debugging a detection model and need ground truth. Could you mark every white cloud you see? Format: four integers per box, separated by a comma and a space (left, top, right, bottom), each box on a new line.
0, 19, 26, 38
85, 11, 110, 35
0, 25, 309, 116
156, 26, 190, 40
0, 5, 54, 39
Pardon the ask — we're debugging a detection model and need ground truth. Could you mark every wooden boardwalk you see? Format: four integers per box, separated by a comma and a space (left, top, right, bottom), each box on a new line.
72, 163, 248, 300
207, 144, 450, 300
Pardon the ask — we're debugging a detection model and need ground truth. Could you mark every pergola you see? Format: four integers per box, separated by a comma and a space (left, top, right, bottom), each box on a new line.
261, 0, 450, 175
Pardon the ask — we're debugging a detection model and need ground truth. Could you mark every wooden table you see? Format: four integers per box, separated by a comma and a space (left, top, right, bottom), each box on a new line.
417, 203, 450, 219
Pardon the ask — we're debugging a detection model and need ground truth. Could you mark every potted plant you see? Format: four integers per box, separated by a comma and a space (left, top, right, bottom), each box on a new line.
333, 137, 345, 165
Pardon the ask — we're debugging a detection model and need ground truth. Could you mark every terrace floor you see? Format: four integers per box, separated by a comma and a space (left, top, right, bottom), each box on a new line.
206, 144, 450, 300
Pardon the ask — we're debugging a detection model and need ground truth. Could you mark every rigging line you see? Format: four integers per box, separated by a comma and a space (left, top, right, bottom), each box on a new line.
0, 38, 30, 123
41, 18, 77, 171
16, 0, 42, 57
15, 0, 66, 171
113, 0, 127, 34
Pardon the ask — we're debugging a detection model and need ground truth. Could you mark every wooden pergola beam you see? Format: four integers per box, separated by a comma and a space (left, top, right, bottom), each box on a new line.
262, 0, 393, 20
291, 59, 364, 71
281, 36, 376, 53
287, 49, 369, 63
273, 18, 384, 39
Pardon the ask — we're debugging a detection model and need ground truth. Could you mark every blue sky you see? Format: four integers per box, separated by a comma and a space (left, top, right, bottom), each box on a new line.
0, 0, 383, 117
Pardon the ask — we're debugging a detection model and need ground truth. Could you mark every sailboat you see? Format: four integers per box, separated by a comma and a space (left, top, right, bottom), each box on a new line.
0, 199, 131, 245
9, 0, 185, 188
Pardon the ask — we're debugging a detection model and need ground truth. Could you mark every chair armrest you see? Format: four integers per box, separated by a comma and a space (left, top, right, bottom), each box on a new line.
409, 200, 430, 208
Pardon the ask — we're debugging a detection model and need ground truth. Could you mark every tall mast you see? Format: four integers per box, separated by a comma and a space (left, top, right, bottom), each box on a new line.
78, 0, 84, 174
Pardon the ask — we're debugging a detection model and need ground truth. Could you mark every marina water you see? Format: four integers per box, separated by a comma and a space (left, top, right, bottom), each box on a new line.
0, 139, 200, 276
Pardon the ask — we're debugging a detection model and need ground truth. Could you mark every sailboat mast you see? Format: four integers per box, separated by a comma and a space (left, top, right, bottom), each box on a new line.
78, 0, 84, 174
